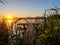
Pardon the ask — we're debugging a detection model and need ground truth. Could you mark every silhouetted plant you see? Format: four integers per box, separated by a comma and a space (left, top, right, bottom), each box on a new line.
0, 18, 9, 45
35, 13, 60, 45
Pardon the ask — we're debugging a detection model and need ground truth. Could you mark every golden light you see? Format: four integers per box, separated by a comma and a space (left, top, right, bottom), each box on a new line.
7, 16, 13, 20
7, 20, 13, 24
4, 15, 13, 20
4, 15, 14, 24
7, 16, 14, 24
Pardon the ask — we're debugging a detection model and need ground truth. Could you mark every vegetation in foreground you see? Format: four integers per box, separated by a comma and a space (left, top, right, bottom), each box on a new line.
0, 14, 60, 45
35, 14, 60, 45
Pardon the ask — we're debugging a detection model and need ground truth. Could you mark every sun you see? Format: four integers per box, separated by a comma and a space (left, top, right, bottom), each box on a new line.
4, 14, 14, 24
7, 15, 13, 20
7, 16, 13, 19
4, 13, 14, 19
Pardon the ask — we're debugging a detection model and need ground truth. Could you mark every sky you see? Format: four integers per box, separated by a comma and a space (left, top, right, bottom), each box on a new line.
0, 0, 60, 17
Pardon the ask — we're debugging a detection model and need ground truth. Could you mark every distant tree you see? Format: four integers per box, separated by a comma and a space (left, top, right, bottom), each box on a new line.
48, 14, 60, 20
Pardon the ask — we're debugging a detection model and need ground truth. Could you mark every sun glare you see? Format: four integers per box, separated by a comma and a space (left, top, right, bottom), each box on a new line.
4, 14, 15, 24
4, 15, 13, 20
7, 20, 13, 24
7, 16, 13, 20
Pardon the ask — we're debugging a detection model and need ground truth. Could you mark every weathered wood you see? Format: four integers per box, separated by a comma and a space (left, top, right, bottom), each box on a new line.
23, 23, 35, 45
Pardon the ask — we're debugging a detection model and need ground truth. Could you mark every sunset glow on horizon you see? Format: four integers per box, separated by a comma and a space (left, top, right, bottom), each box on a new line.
0, 0, 60, 17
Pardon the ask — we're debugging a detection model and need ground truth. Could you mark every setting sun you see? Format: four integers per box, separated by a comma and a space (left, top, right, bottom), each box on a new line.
7, 16, 13, 20
4, 14, 14, 20
4, 15, 15, 24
